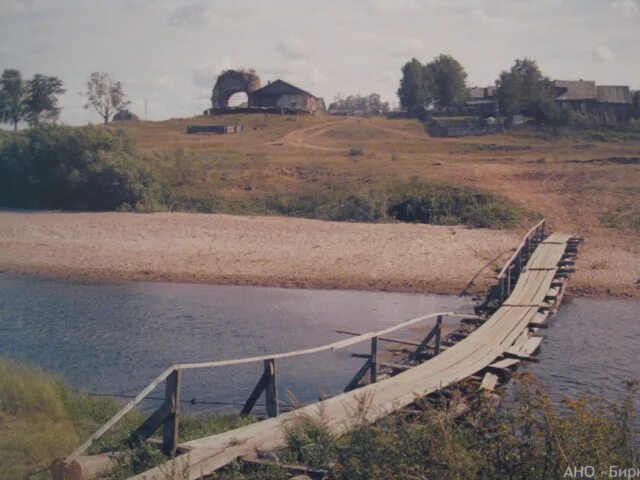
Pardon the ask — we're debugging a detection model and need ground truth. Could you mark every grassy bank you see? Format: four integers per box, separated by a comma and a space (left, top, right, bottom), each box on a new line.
3, 358, 637, 480
0, 358, 252, 480
0, 124, 525, 229
219, 374, 638, 480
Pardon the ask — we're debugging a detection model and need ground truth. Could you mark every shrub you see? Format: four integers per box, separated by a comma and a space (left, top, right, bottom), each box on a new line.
0, 125, 163, 211
387, 179, 521, 228
217, 375, 638, 480
348, 147, 363, 156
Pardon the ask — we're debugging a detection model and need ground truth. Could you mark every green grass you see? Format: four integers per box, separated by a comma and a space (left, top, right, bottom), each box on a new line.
218, 374, 638, 480
0, 358, 254, 480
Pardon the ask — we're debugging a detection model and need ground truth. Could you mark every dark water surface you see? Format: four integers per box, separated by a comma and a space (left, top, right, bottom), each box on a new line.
0, 274, 637, 414
528, 297, 639, 403
0, 274, 472, 413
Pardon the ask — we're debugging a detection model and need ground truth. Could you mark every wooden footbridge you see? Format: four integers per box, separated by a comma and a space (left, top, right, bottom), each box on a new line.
58, 219, 580, 480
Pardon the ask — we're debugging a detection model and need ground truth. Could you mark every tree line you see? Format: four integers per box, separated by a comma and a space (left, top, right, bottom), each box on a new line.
398, 55, 566, 124
328, 93, 390, 115
0, 69, 131, 130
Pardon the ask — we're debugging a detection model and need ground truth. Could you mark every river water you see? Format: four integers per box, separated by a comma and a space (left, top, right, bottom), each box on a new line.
0, 274, 637, 414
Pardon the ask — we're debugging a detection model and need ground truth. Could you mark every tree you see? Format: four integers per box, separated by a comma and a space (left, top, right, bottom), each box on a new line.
85, 72, 130, 124
0, 69, 26, 131
425, 54, 468, 109
22, 74, 66, 126
397, 58, 432, 117
496, 58, 561, 124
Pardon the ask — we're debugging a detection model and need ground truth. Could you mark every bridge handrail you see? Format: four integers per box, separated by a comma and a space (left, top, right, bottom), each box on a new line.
66, 311, 480, 461
497, 218, 546, 279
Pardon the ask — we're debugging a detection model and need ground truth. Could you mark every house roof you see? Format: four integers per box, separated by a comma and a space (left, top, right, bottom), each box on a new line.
596, 85, 632, 104
553, 80, 597, 101
251, 79, 315, 98
469, 86, 496, 100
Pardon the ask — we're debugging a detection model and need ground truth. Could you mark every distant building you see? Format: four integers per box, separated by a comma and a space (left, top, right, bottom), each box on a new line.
249, 80, 321, 113
553, 80, 634, 122
112, 109, 140, 122
463, 86, 498, 117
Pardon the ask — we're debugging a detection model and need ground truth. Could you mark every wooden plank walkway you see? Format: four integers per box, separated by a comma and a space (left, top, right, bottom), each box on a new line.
127, 230, 575, 480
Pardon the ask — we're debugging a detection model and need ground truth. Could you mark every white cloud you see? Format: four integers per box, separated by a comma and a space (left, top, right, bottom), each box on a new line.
611, 0, 639, 18
595, 45, 615, 63
275, 36, 307, 60
168, 1, 208, 28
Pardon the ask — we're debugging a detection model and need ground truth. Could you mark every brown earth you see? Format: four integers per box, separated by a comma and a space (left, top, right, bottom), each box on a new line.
0, 210, 637, 298
1, 115, 638, 298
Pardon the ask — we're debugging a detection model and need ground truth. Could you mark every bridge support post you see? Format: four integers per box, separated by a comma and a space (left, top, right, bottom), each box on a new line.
162, 369, 182, 456
241, 358, 279, 418
129, 368, 182, 456
264, 359, 279, 418
506, 265, 513, 296
370, 337, 378, 383
434, 315, 443, 355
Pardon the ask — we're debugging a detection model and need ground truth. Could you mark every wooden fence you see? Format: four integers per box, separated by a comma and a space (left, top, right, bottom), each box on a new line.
65, 311, 481, 462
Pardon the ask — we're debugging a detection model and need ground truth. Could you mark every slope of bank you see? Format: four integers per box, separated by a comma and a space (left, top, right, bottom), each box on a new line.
0, 211, 637, 298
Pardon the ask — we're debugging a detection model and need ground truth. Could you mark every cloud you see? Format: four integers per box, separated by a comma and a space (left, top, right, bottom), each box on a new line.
611, 0, 639, 18
470, 8, 498, 26
594, 45, 615, 63
275, 36, 307, 60
168, 1, 208, 28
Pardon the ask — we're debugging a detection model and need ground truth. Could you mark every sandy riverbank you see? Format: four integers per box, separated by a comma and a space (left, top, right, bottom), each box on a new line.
0, 211, 637, 298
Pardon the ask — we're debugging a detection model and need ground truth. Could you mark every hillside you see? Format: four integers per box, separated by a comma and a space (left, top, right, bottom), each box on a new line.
0, 114, 638, 297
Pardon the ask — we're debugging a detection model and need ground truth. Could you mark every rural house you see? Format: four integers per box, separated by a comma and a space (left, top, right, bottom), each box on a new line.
250, 79, 323, 113
553, 80, 635, 122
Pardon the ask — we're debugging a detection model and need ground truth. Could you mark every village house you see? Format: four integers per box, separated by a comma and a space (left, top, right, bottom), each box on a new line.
553, 80, 635, 122
249, 79, 324, 113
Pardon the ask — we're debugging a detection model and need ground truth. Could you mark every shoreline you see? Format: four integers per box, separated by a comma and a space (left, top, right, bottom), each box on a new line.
0, 211, 638, 301
1, 264, 636, 301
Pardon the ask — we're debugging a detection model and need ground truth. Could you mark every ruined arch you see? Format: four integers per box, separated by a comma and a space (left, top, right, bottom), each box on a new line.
211, 70, 261, 109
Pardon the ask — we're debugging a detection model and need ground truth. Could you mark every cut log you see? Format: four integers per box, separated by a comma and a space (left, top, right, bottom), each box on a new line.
52, 454, 118, 480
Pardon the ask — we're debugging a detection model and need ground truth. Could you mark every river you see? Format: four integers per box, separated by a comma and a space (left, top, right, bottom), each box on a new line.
0, 274, 637, 415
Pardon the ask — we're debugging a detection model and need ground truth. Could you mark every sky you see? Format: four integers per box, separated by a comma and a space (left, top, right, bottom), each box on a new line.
1, 0, 639, 125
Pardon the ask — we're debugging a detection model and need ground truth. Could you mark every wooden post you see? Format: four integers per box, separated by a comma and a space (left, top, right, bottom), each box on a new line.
241, 358, 278, 417
506, 264, 512, 295
525, 237, 530, 260
434, 315, 443, 355
517, 250, 522, 273
264, 359, 278, 418
500, 276, 505, 303
162, 369, 181, 456
370, 337, 378, 383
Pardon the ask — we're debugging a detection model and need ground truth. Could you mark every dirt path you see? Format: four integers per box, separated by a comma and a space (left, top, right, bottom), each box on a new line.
271, 120, 347, 151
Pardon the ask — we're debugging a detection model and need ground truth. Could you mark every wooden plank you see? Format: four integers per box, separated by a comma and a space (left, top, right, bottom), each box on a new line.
480, 372, 499, 391
489, 358, 520, 369
379, 362, 412, 372
344, 357, 372, 392
264, 359, 278, 418
162, 369, 182, 456
241, 368, 270, 416
106, 229, 575, 479
130, 402, 172, 442
69, 311, 480, 459
336, 330, 421, 347
370, 338, 378, 384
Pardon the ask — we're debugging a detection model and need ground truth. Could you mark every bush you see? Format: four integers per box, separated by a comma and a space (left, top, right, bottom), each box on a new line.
348, 147, 363, 156
0, 125, 163, 211
217, 375, 638, 480
387, 179, 521, 228
265, 190, 382, 223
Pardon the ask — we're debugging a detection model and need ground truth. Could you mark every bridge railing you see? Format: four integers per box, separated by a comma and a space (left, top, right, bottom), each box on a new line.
496, 218, 546, 302
65, 311, 481, 463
